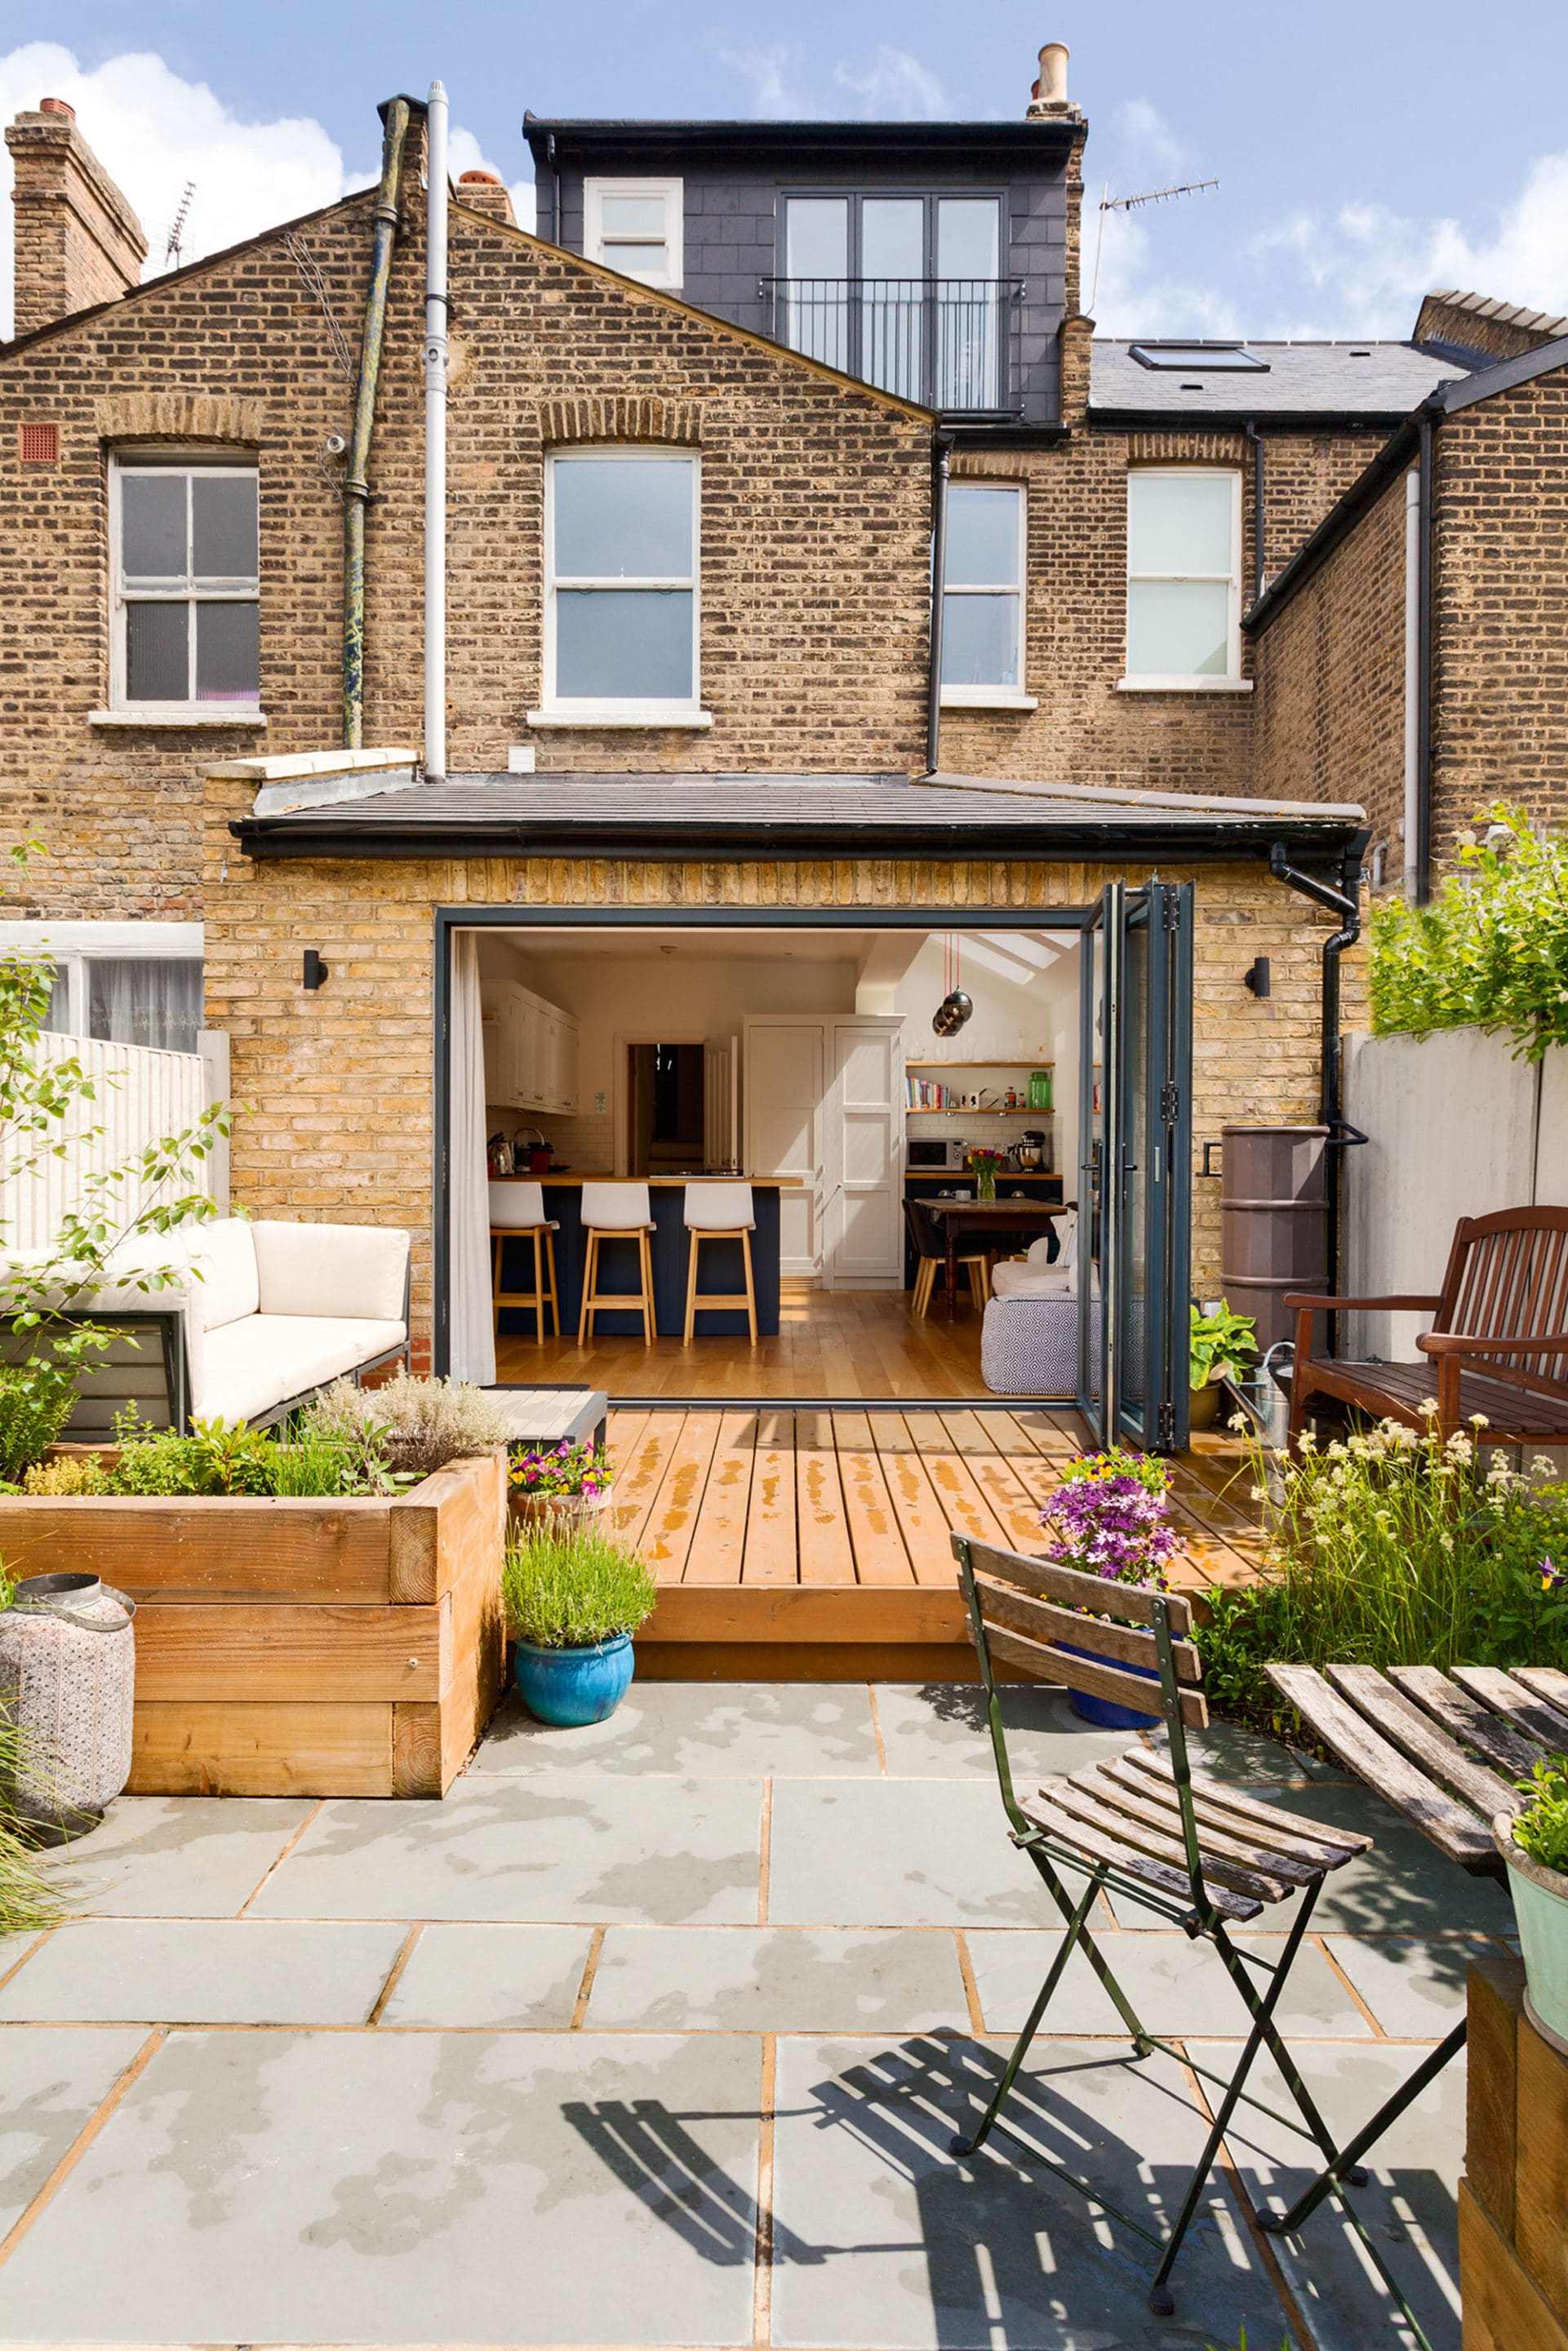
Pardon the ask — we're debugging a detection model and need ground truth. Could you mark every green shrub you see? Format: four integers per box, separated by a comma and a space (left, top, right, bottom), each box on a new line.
266, 1424, 361, 1498
1189, 1300, 1257, 1389
21, 1454, 112, 1496
1193, 1411, 1568, 1736
503, 1523, 656, 1650
1512, 1758, 1568, 1877
301, 1373, 510, 1480
1370, 804, 1568, 1061
0, 1711, 64, 1943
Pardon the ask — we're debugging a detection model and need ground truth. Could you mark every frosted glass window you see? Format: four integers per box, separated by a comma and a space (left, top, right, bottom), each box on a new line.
941, 483, 1024, 691
584, 179, 682, 287
547, 453, 699, 708
600, 194, 666, 236
1126, 470, 1240, 680
113, 461, 260, 707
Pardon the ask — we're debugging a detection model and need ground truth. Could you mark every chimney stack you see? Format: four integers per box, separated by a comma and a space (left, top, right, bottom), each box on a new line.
6, 98, 146, 338
1028, 42, 1081, 120
455, 169, 516, 229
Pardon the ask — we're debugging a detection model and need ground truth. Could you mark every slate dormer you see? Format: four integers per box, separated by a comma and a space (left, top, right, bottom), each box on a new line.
524, 46, 1084, 432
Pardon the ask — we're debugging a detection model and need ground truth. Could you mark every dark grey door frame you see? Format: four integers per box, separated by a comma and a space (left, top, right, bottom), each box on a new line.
432, 902, 1097, 1384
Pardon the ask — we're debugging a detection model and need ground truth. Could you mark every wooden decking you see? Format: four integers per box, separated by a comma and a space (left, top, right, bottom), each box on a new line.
610, 1405, 1265, 1678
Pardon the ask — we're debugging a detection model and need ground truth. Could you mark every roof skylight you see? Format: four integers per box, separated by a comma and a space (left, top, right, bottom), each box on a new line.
1127, 341, 1270, 372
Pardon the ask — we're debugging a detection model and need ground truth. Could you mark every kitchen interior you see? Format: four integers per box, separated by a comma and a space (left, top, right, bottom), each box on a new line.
474, 922, 1082, 1395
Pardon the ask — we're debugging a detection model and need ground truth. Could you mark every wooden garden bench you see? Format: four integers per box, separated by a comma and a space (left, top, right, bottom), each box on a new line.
1286, 1206, 1568, 1445
1259, 1660, 1568, 2239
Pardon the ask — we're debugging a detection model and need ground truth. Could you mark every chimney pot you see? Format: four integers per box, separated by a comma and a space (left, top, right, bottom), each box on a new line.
453, 170, 516, 228
1028, 40, 1080, 119
38, 96, 74, 118
459, 169, 501, 184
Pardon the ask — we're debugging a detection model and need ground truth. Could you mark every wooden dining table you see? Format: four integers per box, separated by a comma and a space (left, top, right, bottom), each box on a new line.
923, 1197, 1071, 1321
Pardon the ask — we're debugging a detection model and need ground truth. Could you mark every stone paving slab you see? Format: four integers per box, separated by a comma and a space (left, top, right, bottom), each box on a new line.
380, 1926, 597, 2029
0, 1919, 410, 2026
1194, 2033, 1465, 2351
476, 1682, 883, 1777
0, 2029, 763, 2346
967, 1924, 1374, 2039
768, 1780, 1043, 1929
0, 2026, 149, 2237
869, 1684, 1129, 1780
588, 1927, 971, 2033
768, 2032, 1292, 2349
1323, 1935, 1499, 2039
247, 1776, 764, 1926
42, 1797, 313, 1919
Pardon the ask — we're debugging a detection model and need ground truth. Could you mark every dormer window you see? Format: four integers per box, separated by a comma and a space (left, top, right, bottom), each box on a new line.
584, 179, 682, 290
1127, 342, 1269, 373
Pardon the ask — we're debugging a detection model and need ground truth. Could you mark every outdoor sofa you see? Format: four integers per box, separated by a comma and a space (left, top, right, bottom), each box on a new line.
9, 1215, 412, 1437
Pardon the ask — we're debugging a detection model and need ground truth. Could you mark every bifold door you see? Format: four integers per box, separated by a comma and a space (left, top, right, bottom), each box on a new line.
1077, 882, 1193, 1451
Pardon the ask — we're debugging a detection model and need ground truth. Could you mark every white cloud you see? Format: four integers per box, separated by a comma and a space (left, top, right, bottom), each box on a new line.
0, 44, 531, 338
1112, 98, 1187, 177
831, 48, 948, 121
722, 42, 950, 121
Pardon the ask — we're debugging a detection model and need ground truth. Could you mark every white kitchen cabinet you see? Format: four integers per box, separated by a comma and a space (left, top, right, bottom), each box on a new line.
485, 982, 579, 1115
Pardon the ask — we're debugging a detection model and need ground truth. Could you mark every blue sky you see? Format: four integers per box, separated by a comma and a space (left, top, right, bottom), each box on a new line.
7, 2, 1568, 341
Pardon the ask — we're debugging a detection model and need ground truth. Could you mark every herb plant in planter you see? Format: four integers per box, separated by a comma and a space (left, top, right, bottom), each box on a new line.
501, 1522, 655, 1727
1037, 1450, 1183, 1727
1188, 1300, 1257, 1431
1496, 1757, 1568, 2055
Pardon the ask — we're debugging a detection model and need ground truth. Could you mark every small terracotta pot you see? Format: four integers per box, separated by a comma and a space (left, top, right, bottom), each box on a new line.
509, 1488, 613, 1531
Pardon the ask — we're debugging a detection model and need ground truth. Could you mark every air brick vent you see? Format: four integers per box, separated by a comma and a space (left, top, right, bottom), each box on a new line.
19, 421, 60, 465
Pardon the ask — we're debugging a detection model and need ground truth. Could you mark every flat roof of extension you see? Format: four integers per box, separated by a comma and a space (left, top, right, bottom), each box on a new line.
1091, 336, 1472, 423
231, 768, 1365, 864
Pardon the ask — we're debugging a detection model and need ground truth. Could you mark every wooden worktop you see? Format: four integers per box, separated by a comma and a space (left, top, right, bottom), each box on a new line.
491, 1172, 804, 1188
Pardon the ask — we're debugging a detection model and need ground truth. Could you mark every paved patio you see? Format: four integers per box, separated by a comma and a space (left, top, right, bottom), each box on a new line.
0, 1681, 1508, 2349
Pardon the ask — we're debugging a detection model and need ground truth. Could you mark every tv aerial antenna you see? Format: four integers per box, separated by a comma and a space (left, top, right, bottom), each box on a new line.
1089, 176, 1218, 314
163, 181, 196, 269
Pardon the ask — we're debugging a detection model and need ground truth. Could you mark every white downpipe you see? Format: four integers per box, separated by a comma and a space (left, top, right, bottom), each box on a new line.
1401, 466, 1419, 901
424, 79, 449, 782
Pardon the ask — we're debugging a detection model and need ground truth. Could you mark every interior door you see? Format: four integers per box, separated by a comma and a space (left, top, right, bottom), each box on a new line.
824, 1017, 905, 1287
743, 1018, 824, 1276
1077, 882, 1193, 1452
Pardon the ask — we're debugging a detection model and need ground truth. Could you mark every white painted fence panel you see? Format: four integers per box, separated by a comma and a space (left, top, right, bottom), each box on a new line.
1343, 1025, 1568, 1359
0, 1032, 227, 1256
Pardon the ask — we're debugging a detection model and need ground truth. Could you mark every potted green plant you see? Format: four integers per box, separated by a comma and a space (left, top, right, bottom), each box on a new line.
1188, 1300, 1258, 1431
507, 1437, 614, 1527
501, 1521, 655, 1727
1495, 1758, 1568, 2054
1037, 1449, 1183, 1727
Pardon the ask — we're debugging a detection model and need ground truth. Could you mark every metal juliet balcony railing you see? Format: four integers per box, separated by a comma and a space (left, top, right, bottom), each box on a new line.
761, 278, 1024, 413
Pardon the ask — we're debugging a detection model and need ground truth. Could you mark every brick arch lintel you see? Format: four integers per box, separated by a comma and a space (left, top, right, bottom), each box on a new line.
537, 395, 703, 447
95, 392, 266, 445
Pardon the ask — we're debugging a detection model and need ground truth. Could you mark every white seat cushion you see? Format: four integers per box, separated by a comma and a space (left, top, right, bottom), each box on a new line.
251, 1221, 410, 1322
195, 1316, 406, 1425
992, 1260, 1074, 1300
187, 1219, 260, 1331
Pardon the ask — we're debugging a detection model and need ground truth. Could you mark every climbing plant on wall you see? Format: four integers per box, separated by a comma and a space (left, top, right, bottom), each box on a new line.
1370, 806, 1568, 1062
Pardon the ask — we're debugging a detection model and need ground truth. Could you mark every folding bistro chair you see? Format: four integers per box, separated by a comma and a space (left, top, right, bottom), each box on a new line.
948, 1532, 1427, 2327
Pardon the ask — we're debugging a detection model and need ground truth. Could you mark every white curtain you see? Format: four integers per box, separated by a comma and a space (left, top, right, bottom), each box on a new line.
448, 931, 496, 1385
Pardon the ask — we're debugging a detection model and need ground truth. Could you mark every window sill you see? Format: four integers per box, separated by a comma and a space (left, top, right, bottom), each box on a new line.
90, 706, 269, 728
525, 706, 713, 731
939, 689, 1039, 712
1114, 678, 1253, 695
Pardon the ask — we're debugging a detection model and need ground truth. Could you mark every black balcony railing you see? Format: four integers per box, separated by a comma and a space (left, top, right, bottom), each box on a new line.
761, 278, 1023, 413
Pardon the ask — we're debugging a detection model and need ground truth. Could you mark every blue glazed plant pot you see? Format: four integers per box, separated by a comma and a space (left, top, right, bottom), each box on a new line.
1059, 1639, 1161, 1731
513, 1633, 634, 1727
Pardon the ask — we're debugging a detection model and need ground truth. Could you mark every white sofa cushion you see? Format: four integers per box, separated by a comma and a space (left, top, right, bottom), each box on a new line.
252, 1221, 410, 1322
196, 1316, 406, 1425
187, 1218, 260, 1331
992, 1260, 1073, 1300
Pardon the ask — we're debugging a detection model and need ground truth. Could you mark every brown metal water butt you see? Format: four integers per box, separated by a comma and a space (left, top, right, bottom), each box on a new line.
1219, 1125, 1328, 1353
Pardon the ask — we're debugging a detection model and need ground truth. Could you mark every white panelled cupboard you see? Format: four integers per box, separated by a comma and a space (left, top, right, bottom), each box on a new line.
483, 981, 580, 1116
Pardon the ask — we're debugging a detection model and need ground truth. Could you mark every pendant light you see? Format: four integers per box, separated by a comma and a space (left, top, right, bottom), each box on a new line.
932, 931, 972, 1037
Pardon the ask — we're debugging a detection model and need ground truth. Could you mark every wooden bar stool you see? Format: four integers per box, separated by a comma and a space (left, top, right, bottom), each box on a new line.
578, 1181, 659, 1346
488, 1180, 560, 1344
683, 1180, 757, 1344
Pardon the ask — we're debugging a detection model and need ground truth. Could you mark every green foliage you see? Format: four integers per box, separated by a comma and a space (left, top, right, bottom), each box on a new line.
509, 1438, 613, 1499
1369, 805, 1568, 1062
1189, 1300, 1258, 1389
265, 1423, 362, 1498
0, 1711, 65, 1944
0, 838, 233, 1476
300, 1372, 510, 1479
1059, 1446, 1170, 1499
502, 1522, 656, 1649
105, 1410, 389, 1499
1512, 1758, 1568, 1878
21, 1454, 112, 1496
1193, 1411, 1568, 1735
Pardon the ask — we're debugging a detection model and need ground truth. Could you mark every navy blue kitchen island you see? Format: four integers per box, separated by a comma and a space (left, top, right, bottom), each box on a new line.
492, 1176, 792, 1340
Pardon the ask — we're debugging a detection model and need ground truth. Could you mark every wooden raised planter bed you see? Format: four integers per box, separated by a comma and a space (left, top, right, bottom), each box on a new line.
0, 1451, 507, 1798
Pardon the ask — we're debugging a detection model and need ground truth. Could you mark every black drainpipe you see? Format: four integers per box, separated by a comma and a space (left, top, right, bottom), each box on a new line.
1269, 832, 1372, 1353
343, 97, 412, 749
1243, 421, 1265, 603
926, 432, 953, 775
548, 132, 561, 245
1415, 405, 1435, 904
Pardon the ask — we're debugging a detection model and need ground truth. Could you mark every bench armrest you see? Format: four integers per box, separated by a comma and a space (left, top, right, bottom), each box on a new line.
1283, 1292, 1442, 1313
1418, 1329, 1568, 1357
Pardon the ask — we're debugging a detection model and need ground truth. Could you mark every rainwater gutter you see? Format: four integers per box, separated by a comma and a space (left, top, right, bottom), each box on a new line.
343, 96, 412, 748
424, 80, 449, 782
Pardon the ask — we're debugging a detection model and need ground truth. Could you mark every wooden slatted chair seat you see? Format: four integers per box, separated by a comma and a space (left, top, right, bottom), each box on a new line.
1288, 1205, 1568, 1444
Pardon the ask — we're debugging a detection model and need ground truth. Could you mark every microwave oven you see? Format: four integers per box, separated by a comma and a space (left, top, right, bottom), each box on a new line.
907, 1137, 971, 1171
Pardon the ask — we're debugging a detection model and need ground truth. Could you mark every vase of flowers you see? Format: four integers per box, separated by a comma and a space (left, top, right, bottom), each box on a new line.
966, 1147, 1007, 1203
1037, 1449, 1183, 1727
508, 1438, 614, 1529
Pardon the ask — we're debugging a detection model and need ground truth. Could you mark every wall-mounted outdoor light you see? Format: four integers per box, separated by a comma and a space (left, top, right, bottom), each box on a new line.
1243, 956, 1271, 998
303, 950, 330, 991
